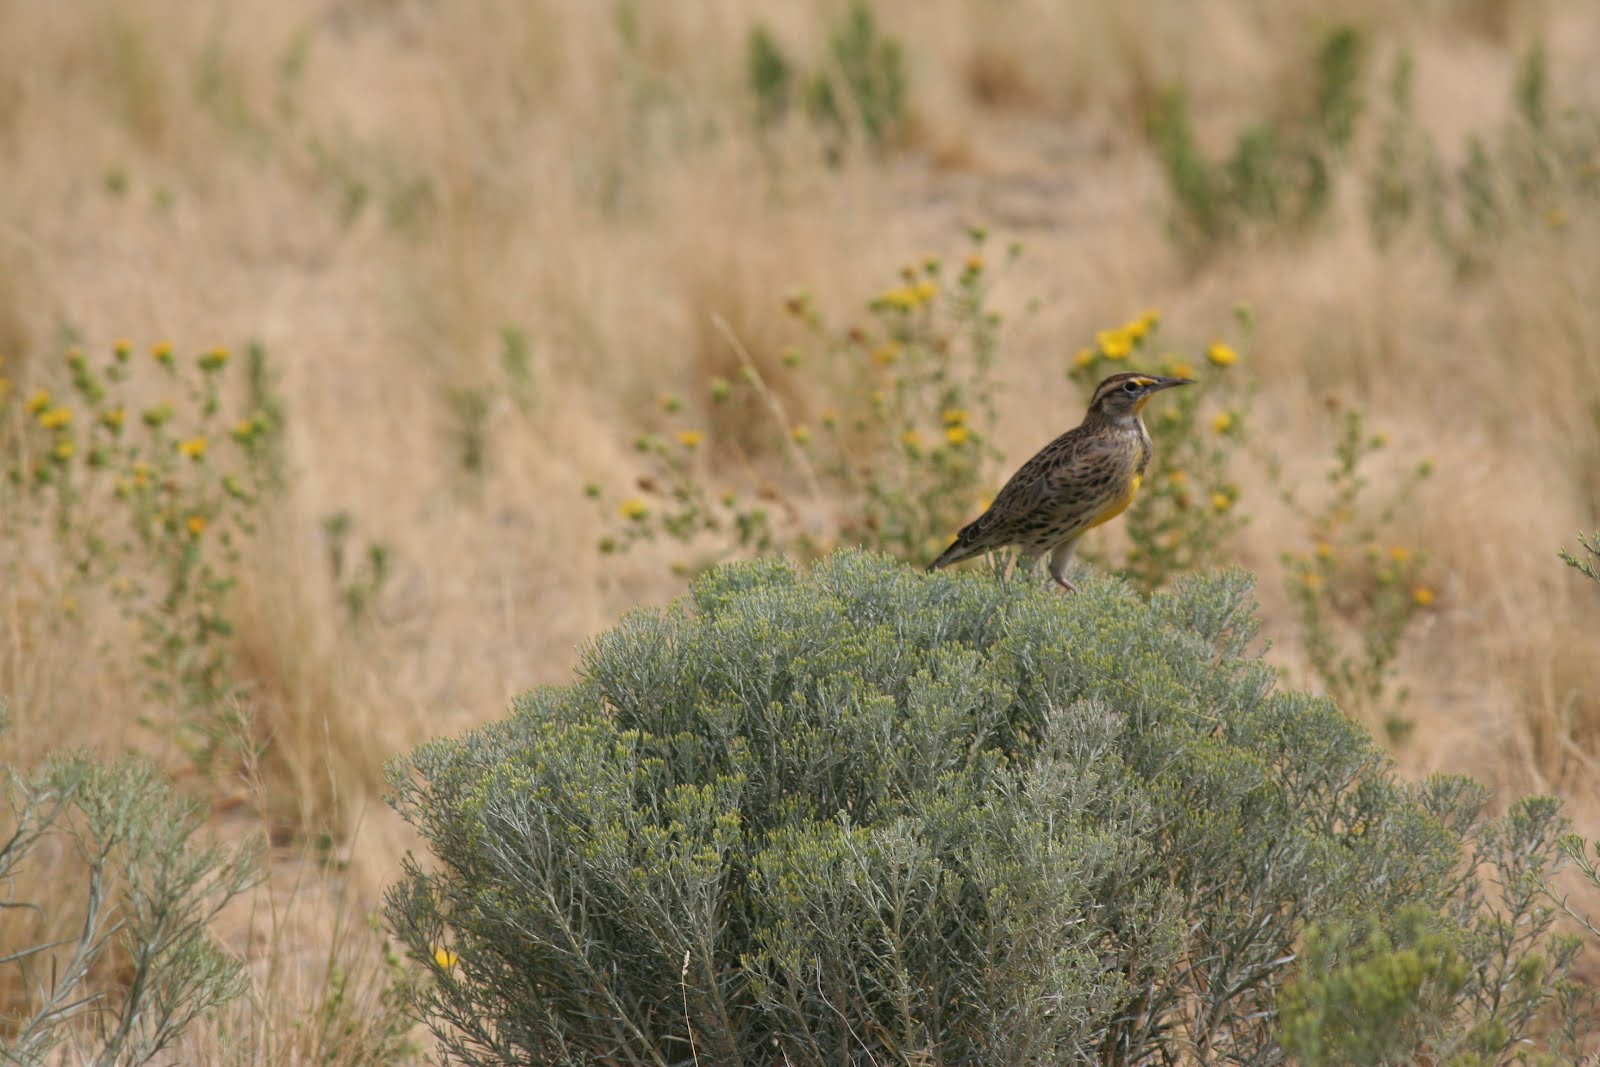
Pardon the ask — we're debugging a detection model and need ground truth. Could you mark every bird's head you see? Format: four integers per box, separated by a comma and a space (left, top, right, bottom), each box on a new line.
1087, 372, 1194, 422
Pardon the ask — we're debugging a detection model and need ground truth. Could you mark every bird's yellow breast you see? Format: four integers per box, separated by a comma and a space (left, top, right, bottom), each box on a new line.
1085, 472, 1141, 530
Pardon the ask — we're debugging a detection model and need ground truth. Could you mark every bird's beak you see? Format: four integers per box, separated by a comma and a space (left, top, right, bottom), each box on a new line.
1148, 376, 1194, 392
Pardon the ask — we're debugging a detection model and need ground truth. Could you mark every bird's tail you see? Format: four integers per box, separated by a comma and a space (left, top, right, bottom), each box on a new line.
925, 536, 983, 573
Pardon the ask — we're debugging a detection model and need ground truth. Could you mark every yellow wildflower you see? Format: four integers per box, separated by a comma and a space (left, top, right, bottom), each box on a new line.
913, 280, 937, 304
1388, 546, 1411, 564
131, 462, 151, 488
152, 341, 174, 364
1412, 586, 1435, 607
1212, 412, 1234, 434
1096, 329, 1132, 361
1303, 572, 1324, 592
901, 429, 923, 450
1210, 492, 1232, 512
53, 440, 75, 461
819, 409, 838, 428
185, 514, 208, 537
791, 425, 811, 445
101, 407, 126, 431
1206, 341, 1239, 367
1124, 316, 1152, 342
40, 406, 72, 429
1169, 361, 1195, 379
941, 408, 969, 426
876, 285, 921, 311
26, 389, 51, 415
178, 436, 208, 460
198, 346, 229, 371
964, 254, 984, 275
1073, 348, 1094, 369
676, 429, 704, 449
113, 339, 132, 361
944, 425, 969, 446
872, 342, 901, 366
1315, 542, 1334, 560
434, 947, 459, 970
619, 499, 649, 521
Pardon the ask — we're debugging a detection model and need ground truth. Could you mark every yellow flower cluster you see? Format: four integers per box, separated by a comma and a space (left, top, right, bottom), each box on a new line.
1206, 341, 1239, 367
874, 280, 938, 312
178, 436, 208, 461
619, 499, 649, 521
676, 429, 703, 449
1095, 311, 1158, 361
941, 407, 971, 446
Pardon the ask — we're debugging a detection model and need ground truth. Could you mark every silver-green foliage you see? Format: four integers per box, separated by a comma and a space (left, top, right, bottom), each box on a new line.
1, 707, 260, 1066
384, 550, 1582, 1066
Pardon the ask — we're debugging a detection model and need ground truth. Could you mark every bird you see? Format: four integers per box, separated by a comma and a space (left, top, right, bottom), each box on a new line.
926, 371, 1193, 591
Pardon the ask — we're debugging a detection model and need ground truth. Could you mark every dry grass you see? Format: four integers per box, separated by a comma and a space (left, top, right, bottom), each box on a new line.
2, 0, 1598, 1060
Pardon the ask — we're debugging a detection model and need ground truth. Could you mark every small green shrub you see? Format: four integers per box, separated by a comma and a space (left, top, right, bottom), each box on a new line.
1283, 797, 1585, 1066
1149, 25, 1362, 258
0, 339, 284, 772
1270, 404, 1435, 741
1559, 530, 1599, 585
0, 707, 261, 1064
385, 551, 1585, 1066
1365, 40, 1600, 272
746, 2, 908, 154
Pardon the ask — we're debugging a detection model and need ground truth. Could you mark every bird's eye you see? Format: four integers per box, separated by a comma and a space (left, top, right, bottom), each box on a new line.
1122, 381, 1140, 393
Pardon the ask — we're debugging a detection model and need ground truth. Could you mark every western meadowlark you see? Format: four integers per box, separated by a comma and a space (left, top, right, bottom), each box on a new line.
926, 371, 1193, 590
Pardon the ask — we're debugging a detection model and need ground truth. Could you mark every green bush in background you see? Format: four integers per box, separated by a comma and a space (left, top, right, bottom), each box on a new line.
385, 551, 1586, 1066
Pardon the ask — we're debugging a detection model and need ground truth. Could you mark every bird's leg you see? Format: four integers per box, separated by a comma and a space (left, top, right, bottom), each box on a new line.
1048, 541, 1079, 593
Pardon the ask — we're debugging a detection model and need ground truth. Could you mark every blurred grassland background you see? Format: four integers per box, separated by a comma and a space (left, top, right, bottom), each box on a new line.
1, 0, 1598, 1061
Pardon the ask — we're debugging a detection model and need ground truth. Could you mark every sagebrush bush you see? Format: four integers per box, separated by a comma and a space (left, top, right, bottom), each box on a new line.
385, 551, 1583, 1066
0, 705, 261, 1065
